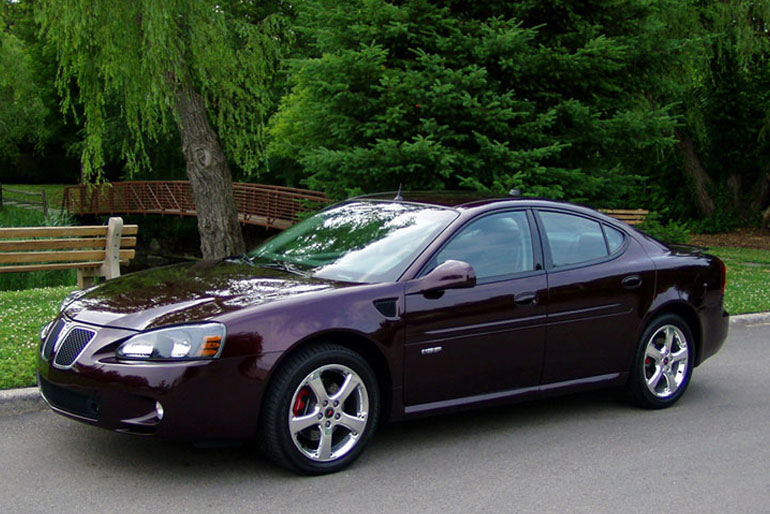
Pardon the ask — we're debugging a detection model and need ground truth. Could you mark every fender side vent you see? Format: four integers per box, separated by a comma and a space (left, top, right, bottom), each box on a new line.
373, 298, 398, 318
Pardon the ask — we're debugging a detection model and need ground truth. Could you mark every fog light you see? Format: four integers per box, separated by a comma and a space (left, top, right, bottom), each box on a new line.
155, 401, 164, 421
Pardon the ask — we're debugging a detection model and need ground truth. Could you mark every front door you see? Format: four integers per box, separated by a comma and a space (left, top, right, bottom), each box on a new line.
403, 210, 548, 408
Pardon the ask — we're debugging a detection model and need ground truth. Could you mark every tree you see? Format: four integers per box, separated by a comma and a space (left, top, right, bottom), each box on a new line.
37, 0, 288, 258
667, 1, 770, 228
269, 0, 679, 206
0, 4, 48, 165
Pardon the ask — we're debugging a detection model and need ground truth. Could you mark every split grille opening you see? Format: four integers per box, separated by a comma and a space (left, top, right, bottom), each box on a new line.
53, 327, 96, 367
42, 319, 66, 360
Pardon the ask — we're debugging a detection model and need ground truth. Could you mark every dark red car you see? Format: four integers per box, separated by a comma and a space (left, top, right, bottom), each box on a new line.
38, 193, 729, 474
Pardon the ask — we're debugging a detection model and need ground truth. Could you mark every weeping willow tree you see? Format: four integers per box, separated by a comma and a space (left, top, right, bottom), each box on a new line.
0, 10, 47, 162
37, 0, 287, 258
667, 0, 770, 227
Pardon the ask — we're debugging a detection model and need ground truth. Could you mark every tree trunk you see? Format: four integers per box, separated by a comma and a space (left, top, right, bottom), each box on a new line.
175, 83, 245, 260
751, 172, 770, 220
675, 131, 715, 217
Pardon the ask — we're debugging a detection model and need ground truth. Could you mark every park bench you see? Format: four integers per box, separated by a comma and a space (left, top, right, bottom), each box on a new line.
600, 209, 650, 226
0, 217, 137, 288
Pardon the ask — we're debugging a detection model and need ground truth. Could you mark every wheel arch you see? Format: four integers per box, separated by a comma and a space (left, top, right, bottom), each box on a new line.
261, 331, 394, 425
644, 301, 702, 365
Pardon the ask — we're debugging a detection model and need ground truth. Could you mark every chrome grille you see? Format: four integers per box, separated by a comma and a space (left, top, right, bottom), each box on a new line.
53, 327, 96, 367
42, 319, 66, 360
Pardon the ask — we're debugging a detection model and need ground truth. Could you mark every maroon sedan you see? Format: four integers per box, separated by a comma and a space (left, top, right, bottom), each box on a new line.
38, 193, 728, 474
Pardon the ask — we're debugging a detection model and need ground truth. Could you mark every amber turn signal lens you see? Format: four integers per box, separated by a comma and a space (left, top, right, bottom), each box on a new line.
200, 336, 222, 357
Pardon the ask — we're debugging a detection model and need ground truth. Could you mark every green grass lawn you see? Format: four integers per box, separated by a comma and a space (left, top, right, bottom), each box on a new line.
0, 245, 767, 390
708, 247, 770, 315
2, 184, 75, 211
0, 286, 74, 389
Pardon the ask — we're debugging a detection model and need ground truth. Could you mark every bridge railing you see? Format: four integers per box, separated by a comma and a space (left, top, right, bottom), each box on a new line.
63, 181, 329, 230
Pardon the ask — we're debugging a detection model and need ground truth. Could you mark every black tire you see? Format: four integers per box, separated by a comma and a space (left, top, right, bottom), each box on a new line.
628, 314, 695, 409
258, 343, 380, 475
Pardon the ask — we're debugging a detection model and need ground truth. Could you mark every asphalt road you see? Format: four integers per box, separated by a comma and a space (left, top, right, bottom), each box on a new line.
2, 320, 769, 514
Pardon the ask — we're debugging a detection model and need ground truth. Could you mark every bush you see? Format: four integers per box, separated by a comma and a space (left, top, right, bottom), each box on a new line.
638, 213, 691, 244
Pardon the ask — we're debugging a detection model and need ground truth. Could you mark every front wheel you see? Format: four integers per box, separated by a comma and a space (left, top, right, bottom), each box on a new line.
259, 344, 380, 474
628, 314, 694, 409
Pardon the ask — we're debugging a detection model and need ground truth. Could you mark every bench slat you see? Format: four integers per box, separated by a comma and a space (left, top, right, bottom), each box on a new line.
601, 209, 650, 215
0, 261, 102, 273
0, 237, 137, 252
0, 250, 106, 264
0, 249, 136, 265
0, 224, 138, 238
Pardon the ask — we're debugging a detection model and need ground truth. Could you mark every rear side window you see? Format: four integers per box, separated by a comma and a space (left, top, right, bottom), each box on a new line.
540, 211, 608, 267
604, 225, 625, 254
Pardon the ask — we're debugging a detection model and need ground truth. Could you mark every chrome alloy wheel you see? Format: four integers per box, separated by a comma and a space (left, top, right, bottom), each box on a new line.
288, 364, 369, 462
643, 324, 689, 398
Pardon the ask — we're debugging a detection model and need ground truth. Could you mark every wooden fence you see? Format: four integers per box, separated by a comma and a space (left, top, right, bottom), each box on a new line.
0, 184, 49, 217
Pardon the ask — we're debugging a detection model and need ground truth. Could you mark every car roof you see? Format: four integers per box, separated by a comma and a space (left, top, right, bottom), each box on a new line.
352, 191, 620, 224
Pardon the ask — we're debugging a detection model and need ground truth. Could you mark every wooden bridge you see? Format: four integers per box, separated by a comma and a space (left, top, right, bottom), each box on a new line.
63, 181, 329, 230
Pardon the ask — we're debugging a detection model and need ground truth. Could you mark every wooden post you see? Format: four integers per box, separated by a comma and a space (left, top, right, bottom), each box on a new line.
41, 190, 49, 218
99, 217, 124, 280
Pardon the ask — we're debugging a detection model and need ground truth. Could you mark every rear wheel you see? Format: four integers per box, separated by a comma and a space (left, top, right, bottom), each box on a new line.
629, 314, 694, 409
259, 344, 380, 474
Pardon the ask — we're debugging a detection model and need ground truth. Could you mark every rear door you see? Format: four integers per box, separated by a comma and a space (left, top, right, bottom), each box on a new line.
403, 210, 548, 409
536, 210, 656, 384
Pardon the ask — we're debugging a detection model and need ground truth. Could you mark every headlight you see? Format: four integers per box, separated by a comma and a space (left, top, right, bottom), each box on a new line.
116, 323, 226, 361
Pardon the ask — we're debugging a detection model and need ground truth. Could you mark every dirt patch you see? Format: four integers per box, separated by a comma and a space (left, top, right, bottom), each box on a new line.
690, 228, 770, 251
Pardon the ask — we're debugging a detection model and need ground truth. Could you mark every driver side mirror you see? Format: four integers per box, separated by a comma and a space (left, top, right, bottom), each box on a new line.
408, 260, 476, 295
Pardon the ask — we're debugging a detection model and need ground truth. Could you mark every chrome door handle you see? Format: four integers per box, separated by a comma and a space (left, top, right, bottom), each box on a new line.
622, 275, 642, 289
514, 292, 537, 305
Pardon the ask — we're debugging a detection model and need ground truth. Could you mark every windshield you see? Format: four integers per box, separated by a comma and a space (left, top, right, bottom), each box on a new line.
248, 201, 458, 283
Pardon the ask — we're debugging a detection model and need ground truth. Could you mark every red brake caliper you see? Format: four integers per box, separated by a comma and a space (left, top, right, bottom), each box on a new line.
293, 387, 312, 416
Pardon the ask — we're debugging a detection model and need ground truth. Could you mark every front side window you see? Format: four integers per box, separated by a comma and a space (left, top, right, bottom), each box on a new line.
426, 211, 535, 281
540, 211, 609, 267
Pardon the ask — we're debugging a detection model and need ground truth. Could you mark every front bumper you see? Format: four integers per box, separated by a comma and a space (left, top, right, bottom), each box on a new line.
37, 318, 267, 441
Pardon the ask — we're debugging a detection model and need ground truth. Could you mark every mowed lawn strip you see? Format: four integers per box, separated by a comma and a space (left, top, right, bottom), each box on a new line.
708, 247, 770, 315
0, 286, 74, 389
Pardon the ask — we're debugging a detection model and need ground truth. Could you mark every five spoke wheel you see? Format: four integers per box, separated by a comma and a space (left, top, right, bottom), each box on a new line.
643, 325, 689, 398
629, 314, 694, 408
259, 344, 379, 474
289, 364, 369, 462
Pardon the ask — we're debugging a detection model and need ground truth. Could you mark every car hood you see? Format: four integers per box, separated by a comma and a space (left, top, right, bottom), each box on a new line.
63, 260, 352, 330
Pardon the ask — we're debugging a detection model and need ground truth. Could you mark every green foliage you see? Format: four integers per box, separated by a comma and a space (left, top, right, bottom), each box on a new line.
638, 213, 691, 244
36, 0, 288, 180
0, 206, 77, 291
663, 0, 770, 224
0, 285, 73, 389
0, 30, 48, 160
269, 0, 679, 201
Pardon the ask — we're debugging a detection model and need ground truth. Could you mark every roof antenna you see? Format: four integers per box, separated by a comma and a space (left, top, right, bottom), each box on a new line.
394, 183, 404, 201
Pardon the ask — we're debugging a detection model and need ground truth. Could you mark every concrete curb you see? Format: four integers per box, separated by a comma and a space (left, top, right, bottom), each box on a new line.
729, 312, 770, 325
0, 387, 44, 415
0, 311, 767, 413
